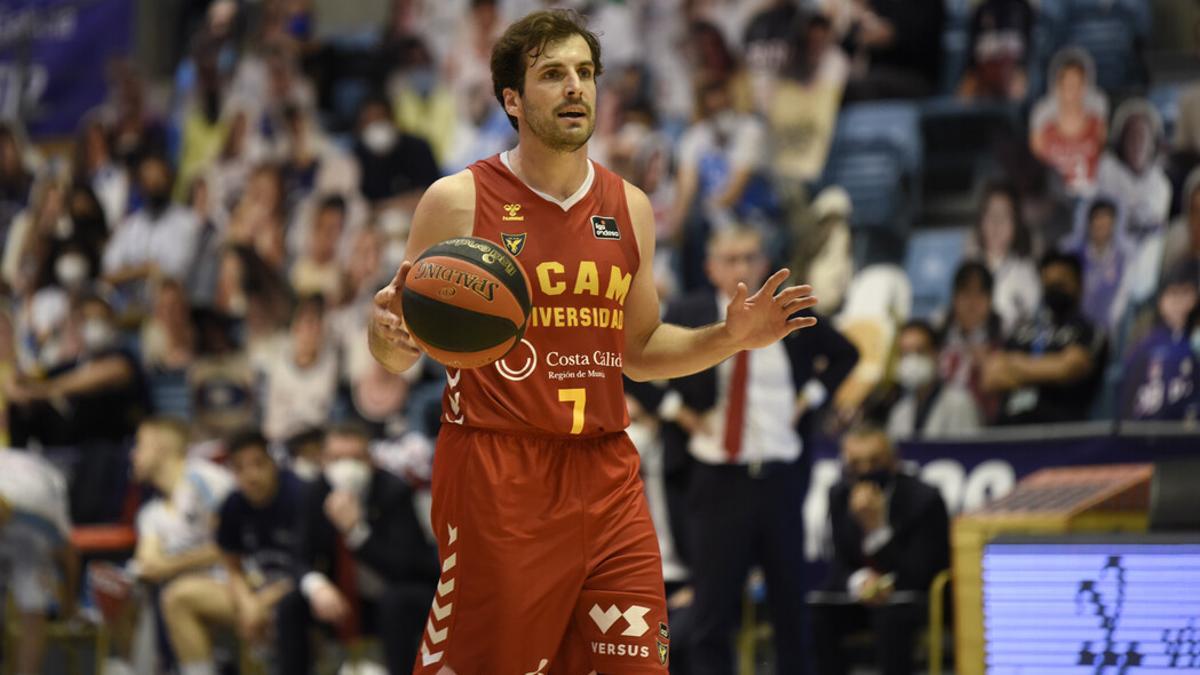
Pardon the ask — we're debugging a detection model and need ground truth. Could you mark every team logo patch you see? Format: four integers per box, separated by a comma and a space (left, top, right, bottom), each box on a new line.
501, 232, 527, 256
657, 640, 669, 665
503, 203, 524, 221
659, 622, 670, 640
591, 215, 621, 240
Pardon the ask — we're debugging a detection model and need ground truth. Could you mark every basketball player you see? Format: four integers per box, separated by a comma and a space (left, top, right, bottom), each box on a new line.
368, 10, 818, 674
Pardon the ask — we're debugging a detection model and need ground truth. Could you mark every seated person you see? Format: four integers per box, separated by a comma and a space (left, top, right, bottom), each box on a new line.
984, 252, 1108, 424
812, 424, 950, 675
0, 450, 79, 675
279, 423, 439, 675
285, 426, 326, 482
957, 0, 1034, 102
1029, 49, 1107, 196
1065, 197, 1130, 330
938, 262, 1004, 421
6, 293, 148, 448
128, 418, 234, 675
1120, 262, 1200, 420
201, 431, 304, 667
260, 294, 339, 443
886, 320, 981, 439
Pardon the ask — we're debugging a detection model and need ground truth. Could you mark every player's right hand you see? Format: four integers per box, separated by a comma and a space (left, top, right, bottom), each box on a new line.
371, 262, 420, 357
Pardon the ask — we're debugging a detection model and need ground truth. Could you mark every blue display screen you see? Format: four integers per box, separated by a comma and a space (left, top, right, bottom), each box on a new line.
983, 539, 1200, 673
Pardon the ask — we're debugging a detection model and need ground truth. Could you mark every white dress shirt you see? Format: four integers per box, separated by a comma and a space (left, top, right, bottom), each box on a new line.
103, 205, 200, 280
685, 294, 802, 465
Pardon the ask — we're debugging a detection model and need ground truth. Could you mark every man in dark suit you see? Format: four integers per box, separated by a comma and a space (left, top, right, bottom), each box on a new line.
813, 423, 950, 675
277, 423, 439, 674
632, 225, 858, 675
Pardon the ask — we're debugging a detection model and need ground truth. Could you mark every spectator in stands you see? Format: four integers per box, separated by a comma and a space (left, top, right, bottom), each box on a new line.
6, 294, 148, 447
957, 0, 1034, 102
886, 320, 981, 438
199, 431, 302, 667
1097, 99, 1171, 240
129, 418, 234, 675
279, 423, 439, 675
103, 154, 201, 296
671, 78, 773, 236
1120, 261, 1200, 420
101, 59, 168, 170
742, 0, 806, 113
0, 450, 79, 675
0, 122, 35, 231
792, 186, 853, 316
1162, 167, 1200, 283
767, 12, 848, 185
984, 252, 1108, 424
1065, 196, 1130, 330
842, 0, 945, 101
290, 194, 346, 302
351, 95, 440, 210
189, 309, 256, 441
1170, 83, 1200, 212
3, 172, 69, 298
1030, 49, 1107, 196
812, 423, 950, 675
226, 163, 288, 272
390, 37, 457, 169
643, 225, 858, 675
213, 244, 293, 351
261, 294, 338, 443
968, 182, 1040, 335
286, 426, 326, 482
938, 262, 1004, 422
73, 116, 130, 228
141, 279, 196, 375
205, 107, 264, 224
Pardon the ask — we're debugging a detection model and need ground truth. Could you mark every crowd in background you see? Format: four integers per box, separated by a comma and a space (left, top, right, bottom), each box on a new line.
0, 0, 1198, 673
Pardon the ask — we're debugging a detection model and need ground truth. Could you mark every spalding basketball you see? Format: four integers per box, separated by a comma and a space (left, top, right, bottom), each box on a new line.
398, 236, 532, 368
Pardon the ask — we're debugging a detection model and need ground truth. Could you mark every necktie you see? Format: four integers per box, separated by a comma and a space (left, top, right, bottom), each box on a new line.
334, 535, 362, 642
723, 350, 750, 462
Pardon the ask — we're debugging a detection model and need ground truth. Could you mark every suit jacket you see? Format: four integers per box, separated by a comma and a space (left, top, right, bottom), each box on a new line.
295, 468, 440, 589
624, 291, 858, 567
824, 473, 950, 594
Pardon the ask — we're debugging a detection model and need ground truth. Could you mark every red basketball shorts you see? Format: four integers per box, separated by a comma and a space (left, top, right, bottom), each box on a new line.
412, 425, 670, 675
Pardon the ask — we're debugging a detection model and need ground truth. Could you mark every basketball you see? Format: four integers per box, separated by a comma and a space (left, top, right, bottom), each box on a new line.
398, 236, 532, 369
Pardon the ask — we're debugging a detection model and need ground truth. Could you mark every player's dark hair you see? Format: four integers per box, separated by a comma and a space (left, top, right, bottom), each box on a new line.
226, 429, 271, 461
953, 260, 994, 296
491, 9, 604, 131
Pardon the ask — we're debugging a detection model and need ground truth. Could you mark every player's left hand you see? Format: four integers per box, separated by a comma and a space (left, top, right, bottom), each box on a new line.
324, 491, 363, 534
723, 269, 818, 350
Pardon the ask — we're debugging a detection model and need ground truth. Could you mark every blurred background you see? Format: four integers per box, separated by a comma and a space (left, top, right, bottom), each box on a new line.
0, 0, 1199, 674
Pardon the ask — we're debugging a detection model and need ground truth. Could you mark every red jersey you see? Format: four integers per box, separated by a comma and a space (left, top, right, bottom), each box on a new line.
441, 152, 640, 437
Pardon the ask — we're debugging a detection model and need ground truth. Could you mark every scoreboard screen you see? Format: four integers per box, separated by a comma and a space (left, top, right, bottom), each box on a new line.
983, 536, 1200, 673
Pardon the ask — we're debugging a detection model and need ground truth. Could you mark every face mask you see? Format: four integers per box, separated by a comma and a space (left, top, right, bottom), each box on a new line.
856, 468, 894, 490
362, 121, 396, 155
83, 319, 115, 351
1043, 285, 1076, 316
55, 253, 89, 289
324, 458, 371, 497
145, 192, 170, 217
896, 353, 935, 390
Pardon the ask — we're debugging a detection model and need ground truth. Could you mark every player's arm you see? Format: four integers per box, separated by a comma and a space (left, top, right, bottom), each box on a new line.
621, 183, 818, 382
368, 171, 476, 374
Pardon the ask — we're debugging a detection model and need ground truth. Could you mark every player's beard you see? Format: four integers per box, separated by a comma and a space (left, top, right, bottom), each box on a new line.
523, 100, 594, 153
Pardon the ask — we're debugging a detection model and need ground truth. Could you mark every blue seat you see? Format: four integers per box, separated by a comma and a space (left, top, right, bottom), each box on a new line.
1040, 0, 1152, 94
821, 102, 923, 233
940, 0, 973, 95
903, 227, 969, 319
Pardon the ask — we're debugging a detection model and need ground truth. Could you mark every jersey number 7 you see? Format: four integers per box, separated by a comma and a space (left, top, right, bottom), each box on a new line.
557, 388, 587, 434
